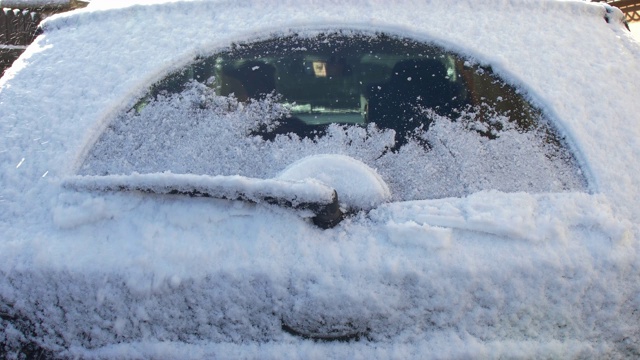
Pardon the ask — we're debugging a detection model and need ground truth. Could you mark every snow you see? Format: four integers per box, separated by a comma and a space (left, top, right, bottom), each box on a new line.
80, 81, 585, 202
630, 22, 640, 41
66, 172, 337, 208
276, 154, 391, 211
1, 0, 640, 358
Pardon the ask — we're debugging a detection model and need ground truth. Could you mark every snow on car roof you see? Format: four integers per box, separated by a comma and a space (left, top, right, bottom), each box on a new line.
1, 0, 640, 358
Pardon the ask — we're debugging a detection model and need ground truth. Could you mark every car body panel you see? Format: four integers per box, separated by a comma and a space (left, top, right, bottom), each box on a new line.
1, 0, 640, 358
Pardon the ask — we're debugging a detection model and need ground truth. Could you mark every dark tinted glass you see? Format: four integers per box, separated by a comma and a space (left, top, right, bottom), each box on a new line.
146, 33, 544, 145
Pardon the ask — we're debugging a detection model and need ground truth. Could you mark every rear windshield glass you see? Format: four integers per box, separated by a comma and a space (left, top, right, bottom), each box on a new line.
80, 32, 587, 201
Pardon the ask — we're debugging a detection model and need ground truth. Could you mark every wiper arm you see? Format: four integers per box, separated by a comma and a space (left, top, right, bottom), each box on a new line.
64, 173, 344, 229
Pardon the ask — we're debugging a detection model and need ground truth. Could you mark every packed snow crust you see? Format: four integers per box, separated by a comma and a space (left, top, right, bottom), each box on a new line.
276, 154, 391, 211
1, 0, 640, 358
66, 172, 338, 208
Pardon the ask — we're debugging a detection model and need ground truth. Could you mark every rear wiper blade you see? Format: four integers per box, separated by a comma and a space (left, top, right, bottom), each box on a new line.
64, 173, 344, 229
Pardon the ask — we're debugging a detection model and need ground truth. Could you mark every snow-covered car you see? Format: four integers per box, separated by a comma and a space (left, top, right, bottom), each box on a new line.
1, 0, 640, 358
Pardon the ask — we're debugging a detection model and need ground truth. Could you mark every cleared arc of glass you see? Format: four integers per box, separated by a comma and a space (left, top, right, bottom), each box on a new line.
81, 32, 588, 201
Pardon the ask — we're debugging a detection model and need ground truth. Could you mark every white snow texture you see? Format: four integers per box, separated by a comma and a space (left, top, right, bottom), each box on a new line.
1, 0, 640, 358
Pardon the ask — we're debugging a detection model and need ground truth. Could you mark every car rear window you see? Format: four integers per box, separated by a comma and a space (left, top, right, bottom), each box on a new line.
79, 32, 587, 201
